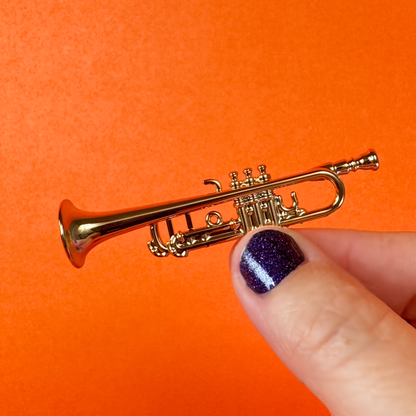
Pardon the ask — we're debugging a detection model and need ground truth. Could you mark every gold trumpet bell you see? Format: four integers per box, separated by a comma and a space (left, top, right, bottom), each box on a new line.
59, 150, 379, 268
59, 199, 92, 268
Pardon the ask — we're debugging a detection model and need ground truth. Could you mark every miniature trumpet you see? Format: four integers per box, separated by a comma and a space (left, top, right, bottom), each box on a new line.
59, 150, 379, 268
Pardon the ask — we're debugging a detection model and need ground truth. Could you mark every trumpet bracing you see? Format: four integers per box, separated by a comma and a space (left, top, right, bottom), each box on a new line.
59, 150, 379, 268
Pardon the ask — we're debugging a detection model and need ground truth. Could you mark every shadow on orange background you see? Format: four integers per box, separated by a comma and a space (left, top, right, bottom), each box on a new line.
1, 1, 415, 415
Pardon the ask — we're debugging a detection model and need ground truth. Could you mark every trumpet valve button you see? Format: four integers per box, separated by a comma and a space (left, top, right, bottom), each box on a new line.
243, 168, 255, 186
257, 165, 271, 183
243, 168, 252, 178
229, 172, 240, 189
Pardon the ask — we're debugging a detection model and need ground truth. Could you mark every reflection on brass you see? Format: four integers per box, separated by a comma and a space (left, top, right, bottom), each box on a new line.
59, 150, 379, 268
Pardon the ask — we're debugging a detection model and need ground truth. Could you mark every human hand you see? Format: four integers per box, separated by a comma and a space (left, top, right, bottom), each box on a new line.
230, 228, 416, 416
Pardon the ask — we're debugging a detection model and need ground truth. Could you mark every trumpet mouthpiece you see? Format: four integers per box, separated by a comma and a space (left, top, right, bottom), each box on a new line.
356, 149, 379, 171
323, 149, 379, 176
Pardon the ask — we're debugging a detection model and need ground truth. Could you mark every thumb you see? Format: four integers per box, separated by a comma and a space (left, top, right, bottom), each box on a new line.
230, 226, 416, 416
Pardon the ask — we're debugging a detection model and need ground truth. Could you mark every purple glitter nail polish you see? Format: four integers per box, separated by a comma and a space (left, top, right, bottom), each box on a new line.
240, 229, 305, 294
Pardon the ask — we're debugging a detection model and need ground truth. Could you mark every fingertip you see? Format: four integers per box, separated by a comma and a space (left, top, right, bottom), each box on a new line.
229, 226, 315, 337
229, 226, 324, 296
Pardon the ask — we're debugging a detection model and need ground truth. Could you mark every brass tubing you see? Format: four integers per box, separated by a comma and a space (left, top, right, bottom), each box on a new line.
59, 169, 339, 267
59, 150, 379, 268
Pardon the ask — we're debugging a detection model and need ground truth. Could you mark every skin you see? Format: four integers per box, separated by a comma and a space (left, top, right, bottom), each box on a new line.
229, 227, 416, 416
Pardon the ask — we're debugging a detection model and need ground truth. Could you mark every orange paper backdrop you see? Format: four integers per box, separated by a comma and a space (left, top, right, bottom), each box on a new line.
1, 1, 416, 415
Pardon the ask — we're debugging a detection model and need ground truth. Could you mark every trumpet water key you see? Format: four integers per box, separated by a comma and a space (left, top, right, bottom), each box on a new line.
59, 150, 379, 268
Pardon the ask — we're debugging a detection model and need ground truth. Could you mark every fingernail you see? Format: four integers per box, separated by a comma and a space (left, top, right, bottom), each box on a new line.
240, 229, 305, 294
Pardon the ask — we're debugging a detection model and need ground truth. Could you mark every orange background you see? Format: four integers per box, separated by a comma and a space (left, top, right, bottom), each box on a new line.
1, 1, 416, 415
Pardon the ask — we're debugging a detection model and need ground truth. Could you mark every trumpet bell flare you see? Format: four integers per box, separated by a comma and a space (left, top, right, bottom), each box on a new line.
59, 199, 86, 268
